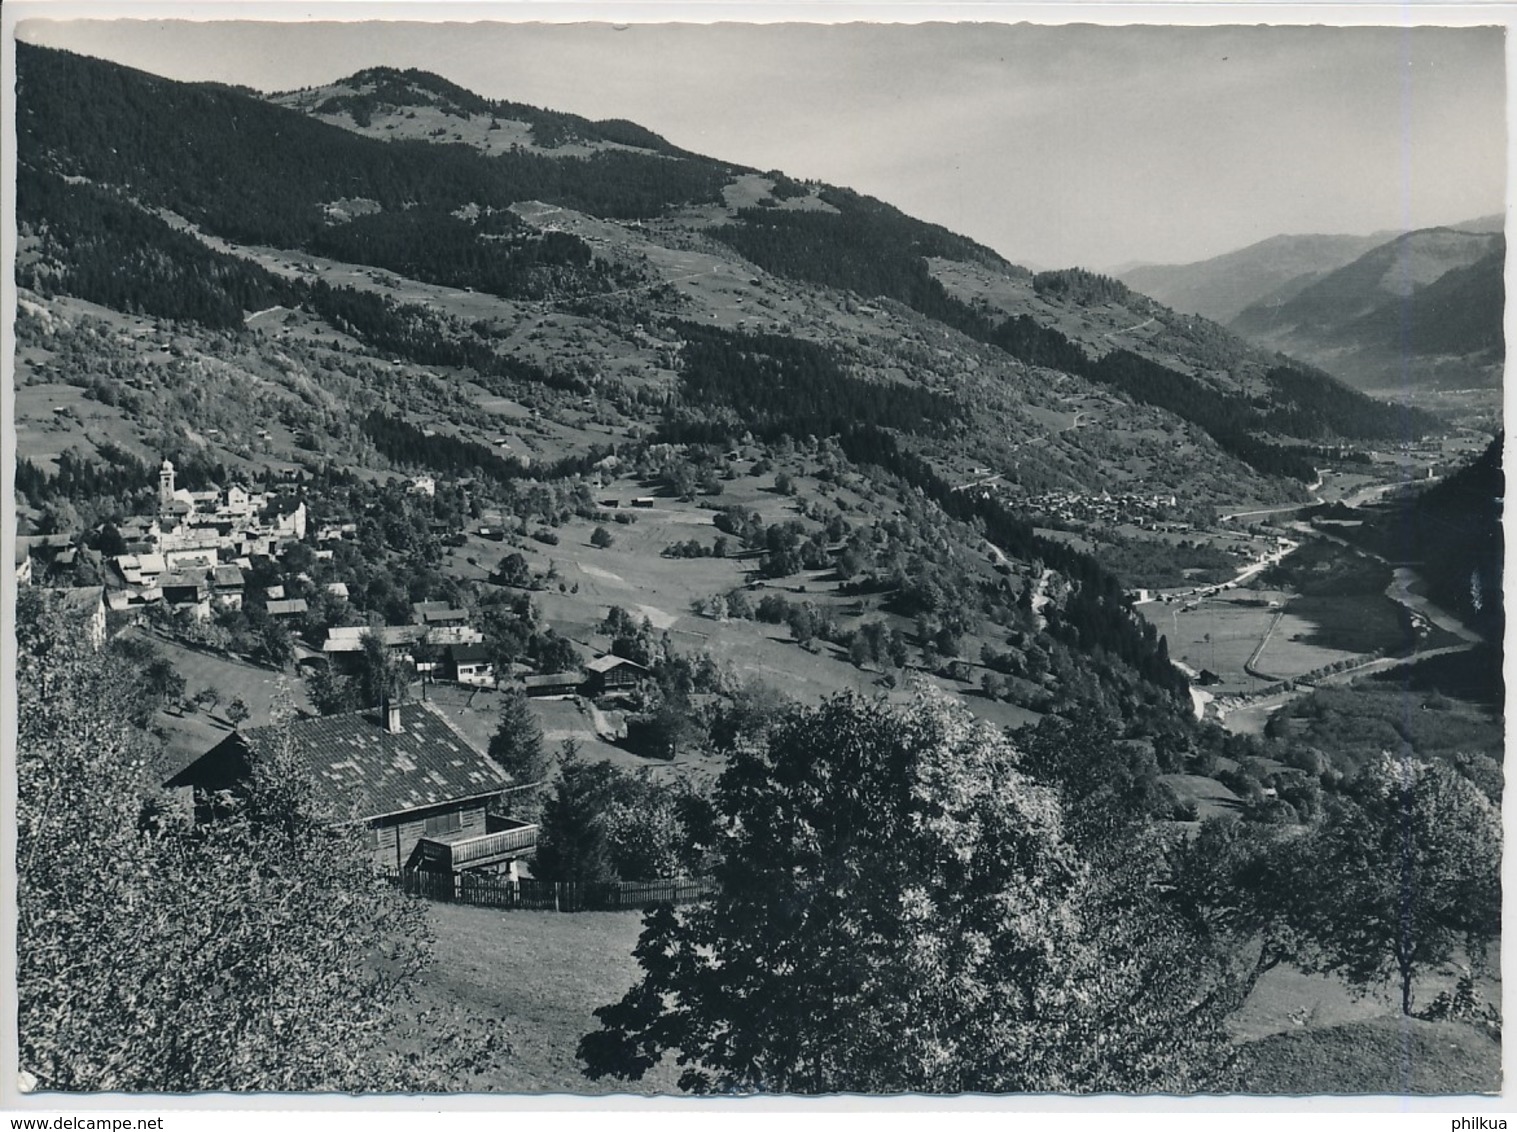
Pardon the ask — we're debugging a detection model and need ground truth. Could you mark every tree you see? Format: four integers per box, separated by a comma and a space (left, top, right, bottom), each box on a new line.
579, 687, 1237, 1094
590, 525, 615, 549
533, 748, 616, 884
143, 656, 186, 713
356, 630, 410, 709
1281, 753, 1501, 1015
487, 691, 549, 820
258, 618, 296, 670
225, 696, 251, 729
305, 664, 359, 717
15, 599, 506, 1090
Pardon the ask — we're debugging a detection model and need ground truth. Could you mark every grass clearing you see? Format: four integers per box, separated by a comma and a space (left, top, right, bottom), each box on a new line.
412, 901, 683, 1095
1227, 1016, 1499, 1094
1158, 773, 1242, 820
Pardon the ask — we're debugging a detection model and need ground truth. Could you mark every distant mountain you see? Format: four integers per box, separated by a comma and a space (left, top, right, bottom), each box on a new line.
1448, 212, 1506, 235
15, 41, 1438, 502
267, 66, 696, 159
1229, 227, 1504, 391
1118, 232, 1391, 324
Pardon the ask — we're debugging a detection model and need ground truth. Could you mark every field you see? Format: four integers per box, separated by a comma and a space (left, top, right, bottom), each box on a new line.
1151, 597, 1282, 696
1157, 772, 1242, 821
133, 629, 313, 782
409, 902, 683, 1094
407, 898, 1502, 1095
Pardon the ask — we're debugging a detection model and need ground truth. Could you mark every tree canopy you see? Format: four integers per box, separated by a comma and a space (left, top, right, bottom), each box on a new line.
578, 687, 1240, 1094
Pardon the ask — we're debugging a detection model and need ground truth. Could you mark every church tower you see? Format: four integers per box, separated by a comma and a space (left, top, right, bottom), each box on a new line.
159, 458, 176, 509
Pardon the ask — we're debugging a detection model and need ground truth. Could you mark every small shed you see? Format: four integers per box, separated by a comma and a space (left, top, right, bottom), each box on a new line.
523, 672, 584, 698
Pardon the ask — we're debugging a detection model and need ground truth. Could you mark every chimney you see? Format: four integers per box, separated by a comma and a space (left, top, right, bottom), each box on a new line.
386, 701, 403, 735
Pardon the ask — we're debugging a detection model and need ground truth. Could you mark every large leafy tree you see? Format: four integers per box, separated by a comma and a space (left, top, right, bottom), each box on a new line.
1282, 753, 1501, 1016
16, 601, 505, 1091
578, 687, 1238, 1094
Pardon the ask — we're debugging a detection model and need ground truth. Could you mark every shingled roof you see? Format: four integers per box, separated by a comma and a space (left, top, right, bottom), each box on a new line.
166, 702, 510, 822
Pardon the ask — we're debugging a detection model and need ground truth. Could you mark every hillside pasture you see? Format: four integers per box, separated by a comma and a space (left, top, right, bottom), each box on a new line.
1157, 772, 1242, 820
14, 379, 149, 474
1228, 1016, 1499, 1095
138, 630, 311, 781
408, 898, 1501, 1096
411, 902, 683, 1094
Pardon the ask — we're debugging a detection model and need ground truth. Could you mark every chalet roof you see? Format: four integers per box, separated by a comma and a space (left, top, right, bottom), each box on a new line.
323, 624, 426, 652
264, 585, 286, 601
167, 702, 510, 820
25, 534, 75, 551
586, 654, 649, 674
448, 643, 492, 664
421, 607, 469, 625
325, 582, 350, 598
54, 586, 104, 614
159, 571, 208, 591
212, 565, 245, 587
265, 598, 309, 616
523, 672, 583, 688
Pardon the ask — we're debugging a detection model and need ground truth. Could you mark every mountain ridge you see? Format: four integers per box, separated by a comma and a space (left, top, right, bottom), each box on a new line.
1229, 227, 1504, 391
16, 43, 1438, 504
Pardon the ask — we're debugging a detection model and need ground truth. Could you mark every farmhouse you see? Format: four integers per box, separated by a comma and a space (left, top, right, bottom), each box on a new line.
166, 701, 534, 873
322, 624, 428, 670
583, 654, 650, 696
447, 642, 496, 687
159, 572, 211, 620
210, 564, 246, 610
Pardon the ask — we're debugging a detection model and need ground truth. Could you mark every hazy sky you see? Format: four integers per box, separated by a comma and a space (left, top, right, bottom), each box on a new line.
14, 18, 1507, 269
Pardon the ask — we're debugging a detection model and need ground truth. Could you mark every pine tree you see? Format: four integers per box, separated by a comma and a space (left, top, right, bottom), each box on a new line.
487, 690, 549, 821
532, 748, 615, 884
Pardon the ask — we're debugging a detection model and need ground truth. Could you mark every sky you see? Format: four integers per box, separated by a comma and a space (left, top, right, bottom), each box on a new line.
13, 16, 1508, 270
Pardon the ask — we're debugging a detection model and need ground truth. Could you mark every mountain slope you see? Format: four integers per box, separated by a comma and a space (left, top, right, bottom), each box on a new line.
1119, 232, 1390, 324
267, 67, 696, 159
1230, 227, 1504, 391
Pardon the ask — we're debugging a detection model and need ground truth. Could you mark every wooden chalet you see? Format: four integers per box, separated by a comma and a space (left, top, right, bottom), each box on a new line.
165, 701, 536, 874
447, 642, 496, 687
584, 654, 650, 695
264, 597, 309, 620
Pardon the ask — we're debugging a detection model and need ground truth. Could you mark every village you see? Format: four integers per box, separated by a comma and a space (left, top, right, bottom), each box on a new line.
16, 455, 682, 893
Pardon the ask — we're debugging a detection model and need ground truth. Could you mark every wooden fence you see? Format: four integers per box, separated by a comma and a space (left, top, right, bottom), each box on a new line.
385, 869, 714, 912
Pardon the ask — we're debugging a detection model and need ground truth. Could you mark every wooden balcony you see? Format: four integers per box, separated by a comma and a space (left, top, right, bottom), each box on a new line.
413, 817, 537, 872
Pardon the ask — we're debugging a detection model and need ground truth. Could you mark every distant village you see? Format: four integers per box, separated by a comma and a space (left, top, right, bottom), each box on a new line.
17, 456, 653, 699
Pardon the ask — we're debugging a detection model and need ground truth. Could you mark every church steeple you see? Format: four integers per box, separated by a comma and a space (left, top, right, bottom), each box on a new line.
159, 458, 176, 508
